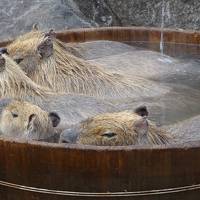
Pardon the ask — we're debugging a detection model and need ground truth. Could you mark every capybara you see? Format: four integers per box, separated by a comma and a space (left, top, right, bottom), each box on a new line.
59, 106, 171, 146
0, 99, 60, 142
0, 54, 118, 127
70, 40, 187, 80
7, 29, 169, 99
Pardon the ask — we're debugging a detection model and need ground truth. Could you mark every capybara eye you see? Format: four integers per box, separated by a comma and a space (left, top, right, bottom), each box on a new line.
11, 112, 18, 118
14, 58, 23, 64
0, 48, 8, 55
101, 132, 117, 138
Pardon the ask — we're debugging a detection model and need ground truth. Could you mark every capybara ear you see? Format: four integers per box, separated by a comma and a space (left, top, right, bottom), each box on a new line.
32, 23, 39, 31
49, 112, 60, 127
37, 37, 53, 58
27, 114, 39, 131
134, 106, 148, 117
0, 54, 6, 72
44, 29, 56, 39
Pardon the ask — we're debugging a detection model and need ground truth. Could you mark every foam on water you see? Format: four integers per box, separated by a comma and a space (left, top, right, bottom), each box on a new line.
158, 56, 173, 64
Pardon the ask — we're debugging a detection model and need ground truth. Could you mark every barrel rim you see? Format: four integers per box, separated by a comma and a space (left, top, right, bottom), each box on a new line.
1, 26, 200, 45
56, 26, 200, 35
0, 135, 199, 151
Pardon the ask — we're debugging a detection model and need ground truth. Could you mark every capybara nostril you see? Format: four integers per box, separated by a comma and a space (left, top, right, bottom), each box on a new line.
0, 47, 8, 55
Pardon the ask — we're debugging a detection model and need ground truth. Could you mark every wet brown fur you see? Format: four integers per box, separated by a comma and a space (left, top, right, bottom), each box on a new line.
61, 111, 172, 146
0, 54, 118, 126
0, 100, 59, 141
0, 54, 52, 101
7, 30, 169, 99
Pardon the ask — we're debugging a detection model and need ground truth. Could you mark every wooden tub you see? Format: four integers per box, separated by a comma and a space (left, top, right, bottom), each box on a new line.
0, 27, 200, 200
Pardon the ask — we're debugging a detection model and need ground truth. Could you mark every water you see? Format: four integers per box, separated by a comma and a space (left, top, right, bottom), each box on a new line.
160, 0, 170, 126
75, 40, 200, 127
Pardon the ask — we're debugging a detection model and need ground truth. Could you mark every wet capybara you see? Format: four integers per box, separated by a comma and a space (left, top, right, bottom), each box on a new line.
59, 106, 172, 146
0, 99, 60, 142
71, 40, 190, 81
0, 54, 118, 127
0, 53, 52, 100
7, 29, 169, 99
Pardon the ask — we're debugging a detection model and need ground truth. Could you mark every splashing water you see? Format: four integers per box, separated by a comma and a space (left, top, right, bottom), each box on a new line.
159, 0, 170, 125
160, 0, 165, 55
158, 0, 174, 64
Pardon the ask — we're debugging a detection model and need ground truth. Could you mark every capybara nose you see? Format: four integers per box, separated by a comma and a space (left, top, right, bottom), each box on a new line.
0, 47, 8, 55
59, 128, 79, 144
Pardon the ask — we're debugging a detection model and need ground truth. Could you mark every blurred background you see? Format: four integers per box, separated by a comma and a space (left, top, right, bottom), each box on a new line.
0, 0, 200, 40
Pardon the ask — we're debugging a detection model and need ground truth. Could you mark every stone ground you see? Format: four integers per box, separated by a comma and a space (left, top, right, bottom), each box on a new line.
0, 0, 200, 40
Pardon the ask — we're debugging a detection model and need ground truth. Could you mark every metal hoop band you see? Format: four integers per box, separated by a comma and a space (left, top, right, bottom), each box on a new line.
0, 180, 200, 197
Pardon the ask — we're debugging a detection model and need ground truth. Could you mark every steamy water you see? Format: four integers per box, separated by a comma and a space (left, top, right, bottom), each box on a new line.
74, 40, 200, 128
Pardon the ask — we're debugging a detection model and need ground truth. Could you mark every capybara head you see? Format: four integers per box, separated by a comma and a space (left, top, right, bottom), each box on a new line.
7, 27, 83, 75
0, 99, 60, 141
60, 106, 171, 146
0, 53, 51, 99
7, 29, 88, 91
7, 29, 54, 75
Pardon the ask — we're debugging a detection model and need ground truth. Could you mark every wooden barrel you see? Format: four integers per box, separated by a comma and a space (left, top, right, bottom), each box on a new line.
0, 27, 200, 200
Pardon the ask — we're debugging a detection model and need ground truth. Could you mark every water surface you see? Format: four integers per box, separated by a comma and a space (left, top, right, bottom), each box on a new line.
75, 40, 200, 126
